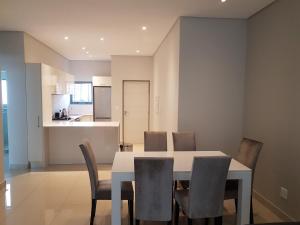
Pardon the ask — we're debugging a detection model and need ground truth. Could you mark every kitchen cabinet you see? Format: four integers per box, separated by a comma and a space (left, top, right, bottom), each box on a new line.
43, 64, 74, 95
26, 63, 48, 168
56, 72, 74, 95
26, 63, 74, 167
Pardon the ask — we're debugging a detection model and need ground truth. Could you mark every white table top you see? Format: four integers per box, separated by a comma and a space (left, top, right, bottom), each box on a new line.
112, 151, 251, 176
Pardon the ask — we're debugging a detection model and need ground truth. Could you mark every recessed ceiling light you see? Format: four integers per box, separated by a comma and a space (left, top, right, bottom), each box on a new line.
86, 51, 89, 54
100, 37, 104, 41
82, 47, 86, 50
136, 50, 140, 53
221, 0, 226, 2
64, 36, 69, 40
142, 26, 147, 31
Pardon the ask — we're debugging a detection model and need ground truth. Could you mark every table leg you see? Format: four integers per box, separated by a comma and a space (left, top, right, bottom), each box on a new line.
237, 174, 252, 225
112, 173, 122, 225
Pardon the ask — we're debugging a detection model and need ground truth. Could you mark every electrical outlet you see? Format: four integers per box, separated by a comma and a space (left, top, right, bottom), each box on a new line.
280, 187, 288, 200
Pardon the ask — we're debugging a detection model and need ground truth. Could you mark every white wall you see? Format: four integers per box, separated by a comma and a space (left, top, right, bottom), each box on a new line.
178, 17, 246, 156
24, 33, 69, 72
69, 60, 111, 81
152, 20, 180, 150
69, 60, 111, 115
244, 0, 300, 219
0, 31, 28, 168
111, 56, 153, 141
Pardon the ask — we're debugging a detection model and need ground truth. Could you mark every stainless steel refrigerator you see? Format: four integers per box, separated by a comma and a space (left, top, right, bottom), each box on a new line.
93, 86, 111, 121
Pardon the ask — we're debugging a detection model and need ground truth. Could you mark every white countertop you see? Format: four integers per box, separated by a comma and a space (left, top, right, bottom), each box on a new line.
43, 121, 119, 127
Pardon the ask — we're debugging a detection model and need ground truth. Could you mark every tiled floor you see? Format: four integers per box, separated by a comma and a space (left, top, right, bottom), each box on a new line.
1, 164, 283, 225
0, 144, 283, 225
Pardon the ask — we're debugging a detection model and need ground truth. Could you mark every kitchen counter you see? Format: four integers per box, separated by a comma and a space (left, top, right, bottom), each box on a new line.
45, 120, 120, 164
44, 121, 119, 127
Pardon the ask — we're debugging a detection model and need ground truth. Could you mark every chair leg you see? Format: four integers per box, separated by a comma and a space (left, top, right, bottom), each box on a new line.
188, 218, 193, 225
90, 199, 97, 225
204, 218, 209, 225
234, 198, 238, 213
174, 201, 179, 225
135, 219, 140, 225
214, 216, 222, 225
250, 198, 254, 224
128, 200, 133, 225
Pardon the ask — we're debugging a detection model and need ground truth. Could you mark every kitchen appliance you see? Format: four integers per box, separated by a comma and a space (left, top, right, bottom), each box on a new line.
54, 112, 61, 119
62, 108, 68, 117
53, 109, 71, 120
93, 86, 111, 121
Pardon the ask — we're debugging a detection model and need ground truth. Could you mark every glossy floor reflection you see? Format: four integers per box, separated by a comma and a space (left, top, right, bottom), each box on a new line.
0, 165, 283, 225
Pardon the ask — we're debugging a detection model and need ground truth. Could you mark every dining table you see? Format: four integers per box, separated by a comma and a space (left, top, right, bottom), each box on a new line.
111, 151, 252, 225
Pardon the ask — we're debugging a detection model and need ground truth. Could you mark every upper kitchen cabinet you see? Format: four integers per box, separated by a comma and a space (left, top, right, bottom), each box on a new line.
92, 76, 112, 86
42, 64, 74, 95
56, 72, 74, 95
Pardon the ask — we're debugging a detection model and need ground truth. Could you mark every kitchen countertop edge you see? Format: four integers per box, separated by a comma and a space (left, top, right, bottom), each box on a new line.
43, 121, 120, 128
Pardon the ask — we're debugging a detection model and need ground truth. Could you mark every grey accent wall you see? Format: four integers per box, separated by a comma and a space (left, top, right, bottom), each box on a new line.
244, 0, 300, 219
0, 31, 28, 167
178, 17, 246, 156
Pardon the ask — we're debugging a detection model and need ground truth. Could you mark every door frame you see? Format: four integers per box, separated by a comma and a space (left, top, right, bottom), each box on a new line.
122, 80, 150, 144
93, 85, 112, 121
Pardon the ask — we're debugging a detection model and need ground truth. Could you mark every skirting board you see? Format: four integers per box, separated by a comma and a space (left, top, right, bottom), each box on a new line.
29, 161, 47, 169
0, 180, 6, 190
9, 163, 30, 170
253, 190, 296, 221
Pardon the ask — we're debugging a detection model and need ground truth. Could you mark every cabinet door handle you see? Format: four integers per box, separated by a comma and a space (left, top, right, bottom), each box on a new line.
37, 116, 40, 128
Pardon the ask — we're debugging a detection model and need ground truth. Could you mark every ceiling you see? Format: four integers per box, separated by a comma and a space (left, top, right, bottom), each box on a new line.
0, 0, 274, 60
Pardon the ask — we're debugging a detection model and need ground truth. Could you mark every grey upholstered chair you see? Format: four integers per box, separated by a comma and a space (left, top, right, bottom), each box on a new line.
175, 156, 232, 225
134, 157, 174, 225
144, 131, 167, 151
224, 138, 263, 224
173, 132, 196, 189
79, 142, 134, 225
172, 132, 196, 151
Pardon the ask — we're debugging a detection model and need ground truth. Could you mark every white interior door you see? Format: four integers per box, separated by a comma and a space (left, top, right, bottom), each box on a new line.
123, 81, 149, 144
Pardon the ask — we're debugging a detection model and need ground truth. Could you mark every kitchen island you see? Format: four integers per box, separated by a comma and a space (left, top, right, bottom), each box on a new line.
44, 121, 120, 165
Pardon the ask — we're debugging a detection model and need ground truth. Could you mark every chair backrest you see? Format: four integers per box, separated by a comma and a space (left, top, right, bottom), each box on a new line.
236, 138, 263, 174
188, 156, 231, 219
79, 142, 98, 198
134, 157, 174, 221
172, 132, 196, 151
144, 131, 167, 151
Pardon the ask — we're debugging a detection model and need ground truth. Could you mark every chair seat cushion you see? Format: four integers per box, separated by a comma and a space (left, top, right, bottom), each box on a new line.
224, 180, 239, 200
175, 189, 189, 214
95, 180, 134, 200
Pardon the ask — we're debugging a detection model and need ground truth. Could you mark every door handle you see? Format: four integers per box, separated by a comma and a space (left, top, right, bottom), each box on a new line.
124, 110, 128, 116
